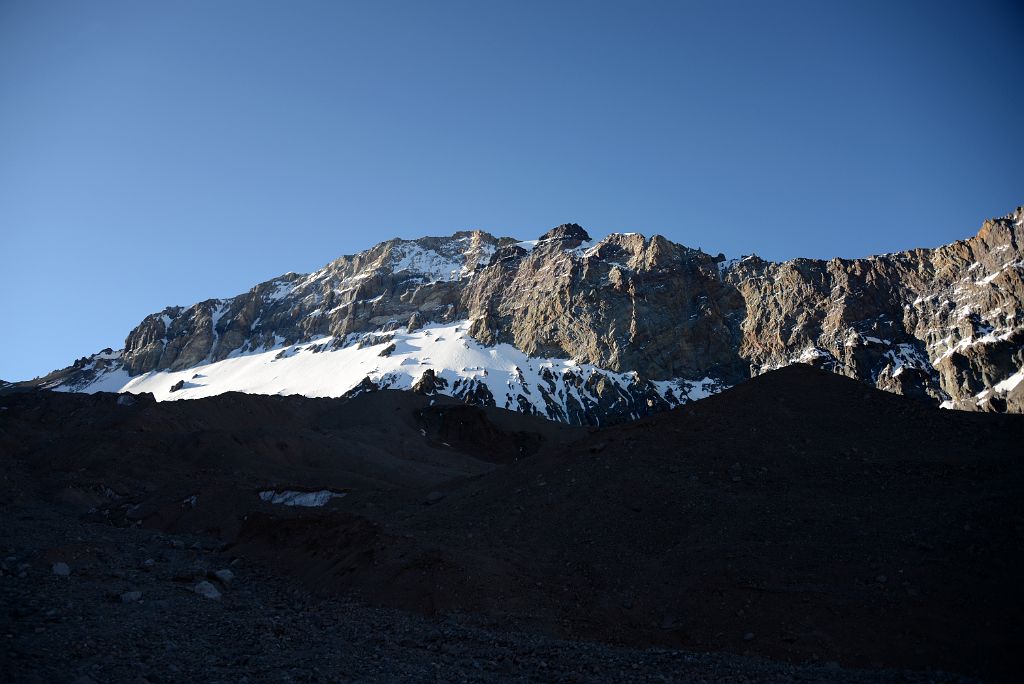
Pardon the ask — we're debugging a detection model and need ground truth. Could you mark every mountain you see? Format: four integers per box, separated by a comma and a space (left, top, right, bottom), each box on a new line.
14, 206, 1024, 423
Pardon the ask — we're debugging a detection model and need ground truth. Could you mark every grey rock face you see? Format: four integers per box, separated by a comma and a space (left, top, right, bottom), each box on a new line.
725, 208, 1024, 411
463, 230, 747, 384
117, 231, 515, 376
18, 207, 1024, 420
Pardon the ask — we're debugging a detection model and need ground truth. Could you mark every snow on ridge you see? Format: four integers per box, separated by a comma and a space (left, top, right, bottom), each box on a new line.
755, 346, 842, 376
968, 366, 1024, 408
236, 236, 494, 314
570, 240, 595, 257
994, 368, 1024, 393
717, 257, 739, 275
390, 242, 465, 282
55, 321, 721, 423
975, 259, 1024, 286
207, 301, 228, 362
930, 324, 1023, 366
49, 366, 132, 394
884, 343, 930, 377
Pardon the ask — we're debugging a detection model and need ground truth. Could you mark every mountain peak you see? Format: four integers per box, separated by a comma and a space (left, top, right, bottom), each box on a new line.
538, 223, 591, 244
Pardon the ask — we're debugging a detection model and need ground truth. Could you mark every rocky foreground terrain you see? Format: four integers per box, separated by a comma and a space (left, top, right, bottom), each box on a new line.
2, 366, 1021, 682
12, 206, 1024, 422
1, 500, 948, 684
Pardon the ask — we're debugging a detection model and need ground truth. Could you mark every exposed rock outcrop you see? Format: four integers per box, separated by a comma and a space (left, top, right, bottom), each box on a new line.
16, 207, 1024, 421
725, 209, 1024, 412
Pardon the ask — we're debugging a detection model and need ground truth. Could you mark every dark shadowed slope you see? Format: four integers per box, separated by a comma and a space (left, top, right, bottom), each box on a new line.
1, 366, 1021, 681
0, 388, 581, 538
237, 366, 1024, 679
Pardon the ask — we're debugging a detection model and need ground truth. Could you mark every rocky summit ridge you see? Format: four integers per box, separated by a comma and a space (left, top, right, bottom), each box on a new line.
15, 206, 1024, 422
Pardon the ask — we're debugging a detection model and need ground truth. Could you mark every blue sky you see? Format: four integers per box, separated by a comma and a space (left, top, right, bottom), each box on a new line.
1, 0, 1022, 381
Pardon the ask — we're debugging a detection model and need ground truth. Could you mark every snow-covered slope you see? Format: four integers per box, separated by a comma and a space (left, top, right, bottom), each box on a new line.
64, 321, 721, 425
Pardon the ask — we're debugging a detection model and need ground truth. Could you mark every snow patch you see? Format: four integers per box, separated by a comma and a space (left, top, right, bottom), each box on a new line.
259, 490, 346, 507
994, 368, 1024, 393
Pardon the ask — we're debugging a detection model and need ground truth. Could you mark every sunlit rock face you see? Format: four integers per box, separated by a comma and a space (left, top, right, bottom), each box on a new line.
724, 207, 1024, 412
21, 207, 1024, 421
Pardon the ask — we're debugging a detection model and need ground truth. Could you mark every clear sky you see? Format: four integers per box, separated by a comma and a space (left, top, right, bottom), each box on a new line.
1, 0, 1022, 381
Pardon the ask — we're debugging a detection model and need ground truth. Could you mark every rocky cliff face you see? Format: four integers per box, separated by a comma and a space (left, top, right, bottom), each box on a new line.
19, 207, 1024, 422
462, 225, 747, 384
725, 209, 1024, 412
118, 230, 514, 375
